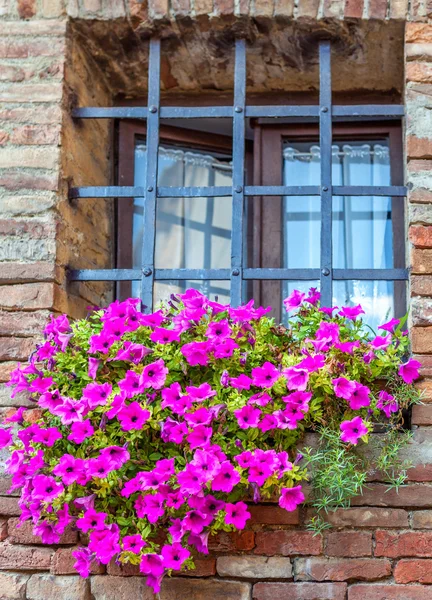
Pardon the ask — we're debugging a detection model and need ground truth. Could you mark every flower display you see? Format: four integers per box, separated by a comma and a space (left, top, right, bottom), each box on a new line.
1, 288, 420, 593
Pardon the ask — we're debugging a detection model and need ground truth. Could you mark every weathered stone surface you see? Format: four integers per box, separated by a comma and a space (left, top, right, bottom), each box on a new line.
254, 531, 322, 556
325, 532, 372, 557
8, 518, 78, 546
161, 578, 251, 599
324, 508, 409, 528
296, 558, 392, 582
248, 505, 299, 525
375, 531, 432, 557
0, 283, 54, 310
52, 548, 105, 576
0, 543, 53, 570
0, 384, 33, 408
26, 574, 90, 600
394, 559, 432, 583
348, 584, 432, 599
413, 510, 432, 528
0, 571, 30, 600
217, 556, 292, 579
253, 582, 348, 600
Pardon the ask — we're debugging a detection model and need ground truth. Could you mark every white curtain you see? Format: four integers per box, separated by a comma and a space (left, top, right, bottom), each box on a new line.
133, 145, 232, 305
283, 142, 393, 331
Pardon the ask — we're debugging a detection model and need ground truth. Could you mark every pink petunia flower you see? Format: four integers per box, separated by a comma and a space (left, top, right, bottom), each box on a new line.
212, 461, 241, 493
251, 362, 280, 388
141, 359, 168, 390
332, 377, 357, 400
340, 416, 368, 444
230, 374, 252, 390
181, 341, 210, 366
185, 383, 217, 402
123, 534, 146, 554
284, 366, 309, 391
161, 543, 190, 570
118, 370, 145, 399
114, 341, 152, 364
339, 304, 365, 320
213, 338, 239, 359
186, 425, 213, 449
398, 358, 421, 384
283, 290, 305, 312
378, 318, 400, 333
150, 327, 181, 344
32, 474, 64, 501
206, 319, 231, 341
82, 382, 112, 410
0, 428, 12, 449
234, 405, 261, 429
335, 340, 360, 355
371, 335, 391, 351
258, 413, 279, 432
377, 390, 399, 418
68, 419, 94, 444
53, 454, 84, 485
347, 382, 371, 410
279, 485, 305, 511
225, 501, 251, 529
117, 402, 150, 431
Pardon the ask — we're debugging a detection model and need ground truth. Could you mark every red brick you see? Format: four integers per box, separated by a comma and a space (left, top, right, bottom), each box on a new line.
412, 405, 432, 425
412, 250, 432, 275
214, 0, 234, 14
0, 518, 7, 541
408, 136, 432, 159
0, 310, 50, 337
324, 508, 409, 528
0, 497, 20, 516
344, 0, 363, 17
0, 262, 55, 284
253, 582, 347, 600
348, 584, 432, 599
0, 171, 59, 192
149, 0, 169, 17
161, 578, 250, 599
254, 0, 274, 16
0, 39, 65, 60
413, 511, 432, 528
406, 23, 432, 43
408, 464, 432, 482
0, 283, 54, 310
52, 547, 105, 575
351, 483, 432, 507
323, 0, 343, 17
296, 557, 392, 581
375, 531, 432, 557
10, 125, 61, 145
412, 276, 432, 296
0, 65, 25, 83
395, 559, 432, 583
179, 558, 216, 577
17, 0, 36, 18
368, 0, 387, 18
234, 530, 255, 551
106, 560, 142, 577
23, 408, 44, 423
325, 532, 372, 557
409, 160, 432, 174
407, 63, 432, 84
0, 337, 38, 361
274, 0, 293, 17
297, 0, 319, 17
0, 542, 53, 570
171, 0, 190, 14
254, 531, 322, 556
412, 328, 432, 354
249, 505, 299, 525
410, 188, 432, 204
410, 225, 432, 248
0, 362, 18, 382
208, 530, 255, 553
8, 518, 78, 545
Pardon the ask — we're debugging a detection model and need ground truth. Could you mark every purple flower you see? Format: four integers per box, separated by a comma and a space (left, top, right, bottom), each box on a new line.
335, 340, 360, 355
225, 501, 251, 529
347, 382, 371, 410
53, 454, 84, 485
340, 416, 368, 444
100, 445, 130, 469
213, 338, 239, 359
181, 341, 210, 366
32, 475, 64, 501
88, 358, 100, 380
371, 335, 391, 351
220, 370, 230, 387
283, 290, 305, 312
305, 287, 320, 306
315, 321, 339, 344
114, 341, 152, 364
184, 407, 213, 426
150, 327, 180, 344
363, 351, 375, 364
398, 358, 421, 384
161, 543, 190, 570
135, 493, 165, 523
54, 398, 86, 425
123, 534, 146, 554
117, 402, 150, 431
339, 304, 365, 320
86, 456, 115, 479
377, 391, 399, 418
258, 414, 278, 432
141, 359, 168, 390
284, 366, 309, 391
83, 382, 112, 410
230, 374, 252, 390
206, 319, 231, 341
0, 428, 12, 449
212, 461, 240, 493
332, 377, 357, 400
177, 465, 205, 494
234, 405, 261, 429
378, 318, 400, 333
251, 362, 280, 388
279, 485, 305, 511
186, 424, 212, 449
182, 510, 211, 534
76, 508, 107, 533
140, 553, 164, 577
68, 419, 94, 444
72, 547, 92, 578
118, 370, 145, 398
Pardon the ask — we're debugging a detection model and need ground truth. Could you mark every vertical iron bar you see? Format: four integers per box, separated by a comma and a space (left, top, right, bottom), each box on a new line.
230, 38, 246, 307
141, 38, 161, 311
319, 41, 333, 307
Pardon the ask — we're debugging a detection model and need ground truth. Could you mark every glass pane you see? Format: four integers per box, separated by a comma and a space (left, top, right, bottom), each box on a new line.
154, 280, 230, 308
132, 143, 232, 303
333, 280, 394, 333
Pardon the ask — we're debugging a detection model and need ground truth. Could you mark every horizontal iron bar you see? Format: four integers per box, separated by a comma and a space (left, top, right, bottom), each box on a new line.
72, 105, 404, 120
68, 267, 409, 282
70, 185, 407, 199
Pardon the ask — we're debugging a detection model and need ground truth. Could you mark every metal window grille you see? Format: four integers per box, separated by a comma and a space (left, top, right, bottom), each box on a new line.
69, 38, 408, 311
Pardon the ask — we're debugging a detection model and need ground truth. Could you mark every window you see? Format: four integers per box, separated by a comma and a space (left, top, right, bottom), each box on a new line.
70, 38, 408, 323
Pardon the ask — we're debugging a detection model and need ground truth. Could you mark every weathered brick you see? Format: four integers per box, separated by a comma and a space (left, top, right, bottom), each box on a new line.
10, 125, 61, 146
0, 518, 7, 541
217, 556, 292, 579
274, 0, 294, 17
410, 188, 432, 204
0, 283, 53, 310
8, 518, 78, 546
254, 531, 322, 556
0, 148, 59, 171
409, 464, 432, 482
375, 531, 432, 557
0, 39, 65, 60
0, 262, 55, 284
351, 483, 432, 507
410, 225, 432, 248
415, 379, 432, 402
253, 582, 347, 600
324, 508, 409, 528
368, 0, 387, 17
0, 83, 63, 103
344, 0, 363, 17
409, 160, 432, 174
414, 355, 432, 378
389, 0, 408, 18
412, 327, 432, 354
0, 543, 53, 570
406, 23, 432, 43
0, 383, 34, 407
179, 558, 216, 577
325, 532, 372, 557
407, 62, 432, 84
394, 558, 432, 583
26, 574, 90, 600
0, 338, 38, 362
0, 571, 30, 599
162, 578, 251, 599
348, 584, 432, 599
17, 0, 36, 18
412, 297, 432, 326
0, 362, 18, 383
249, 505, 299, 525
412, 250, 432, 274
408, 136, 432, 159
413, 510, 432, 528
42, 0, 66, 18
0, 21, 66, 36
412, 404, 432, 424
0, 65, 25, 83
412, 276, 432, 296
296, 557, 391, 582
0, 310, 50, 337
52, 547, 105, 575
0, 497, 20, 516
254, 0, 274, 16
296, 0, 319, 17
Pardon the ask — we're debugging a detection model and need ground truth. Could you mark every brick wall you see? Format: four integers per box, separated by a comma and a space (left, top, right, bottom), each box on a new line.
0, 1, 432, 599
